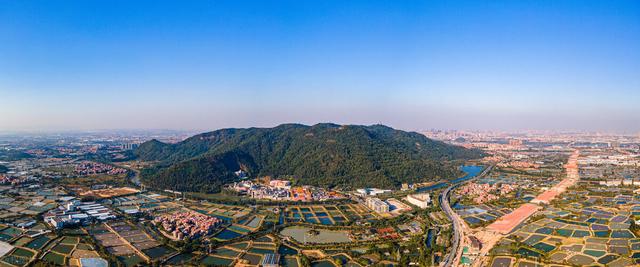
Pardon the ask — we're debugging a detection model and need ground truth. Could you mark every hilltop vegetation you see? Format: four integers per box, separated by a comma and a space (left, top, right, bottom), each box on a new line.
0, 150, 33, 161
135, 123, 484, 192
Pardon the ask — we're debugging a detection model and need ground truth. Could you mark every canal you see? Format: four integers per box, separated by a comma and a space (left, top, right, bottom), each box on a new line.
416, 165, 484, 193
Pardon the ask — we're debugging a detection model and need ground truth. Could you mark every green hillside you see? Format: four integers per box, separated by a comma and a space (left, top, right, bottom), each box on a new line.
135, 123, 484, 193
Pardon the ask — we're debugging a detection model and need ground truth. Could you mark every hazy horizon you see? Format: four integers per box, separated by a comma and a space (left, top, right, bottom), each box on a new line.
2, 1, 639, 133
1, 122, 638, 136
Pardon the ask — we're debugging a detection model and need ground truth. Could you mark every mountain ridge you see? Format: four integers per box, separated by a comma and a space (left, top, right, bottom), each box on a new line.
135, 123, 484, 192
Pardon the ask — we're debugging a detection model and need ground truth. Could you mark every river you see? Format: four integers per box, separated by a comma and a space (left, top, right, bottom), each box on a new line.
416, 165, 484, 193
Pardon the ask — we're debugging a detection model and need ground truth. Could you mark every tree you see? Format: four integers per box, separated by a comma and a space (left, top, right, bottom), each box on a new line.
300, 255, 311, 267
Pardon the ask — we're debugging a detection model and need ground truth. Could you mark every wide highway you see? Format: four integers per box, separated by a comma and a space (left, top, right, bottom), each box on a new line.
440, 165, 493, 267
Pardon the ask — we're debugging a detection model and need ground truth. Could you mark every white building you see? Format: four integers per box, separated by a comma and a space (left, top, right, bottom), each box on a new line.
356, 188, 392, 197
405, 193, 431, 209
366, 197, 390, 213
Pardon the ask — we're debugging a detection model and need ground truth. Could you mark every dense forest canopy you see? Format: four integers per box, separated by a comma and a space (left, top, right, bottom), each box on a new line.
135, 123, 484, 193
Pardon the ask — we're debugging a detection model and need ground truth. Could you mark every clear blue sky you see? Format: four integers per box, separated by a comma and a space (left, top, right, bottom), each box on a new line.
1, 1, 639, 132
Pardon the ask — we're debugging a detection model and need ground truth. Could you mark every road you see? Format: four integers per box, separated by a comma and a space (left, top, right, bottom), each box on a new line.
440, 165, 493, 267
439, 185, 463, 267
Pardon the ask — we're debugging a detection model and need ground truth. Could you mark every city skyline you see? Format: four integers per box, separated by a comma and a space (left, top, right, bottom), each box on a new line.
1, 1, 639, 132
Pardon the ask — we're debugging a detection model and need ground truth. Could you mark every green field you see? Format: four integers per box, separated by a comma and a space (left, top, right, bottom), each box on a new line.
43, 252, 66, 265
10, 248, 34, 258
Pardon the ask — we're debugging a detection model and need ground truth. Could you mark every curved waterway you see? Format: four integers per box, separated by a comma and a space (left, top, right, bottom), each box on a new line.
416, 165, 484, 193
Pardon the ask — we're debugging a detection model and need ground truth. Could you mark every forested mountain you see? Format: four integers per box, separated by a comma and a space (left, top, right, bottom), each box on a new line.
135, 123, 484, 193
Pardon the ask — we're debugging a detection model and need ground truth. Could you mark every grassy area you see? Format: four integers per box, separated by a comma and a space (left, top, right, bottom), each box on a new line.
58, 174, 130, 187
11, 248, 34, 258
43, 252, 66, 265
118, 254, 145, 267
43, 165, 75, 175
52, 244, 74, 254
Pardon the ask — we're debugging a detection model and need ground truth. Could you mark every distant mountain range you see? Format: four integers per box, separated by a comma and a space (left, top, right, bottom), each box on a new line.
135, 123, 484, 193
